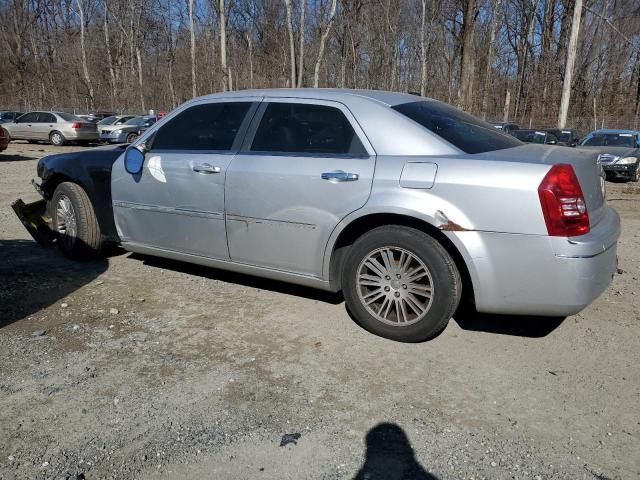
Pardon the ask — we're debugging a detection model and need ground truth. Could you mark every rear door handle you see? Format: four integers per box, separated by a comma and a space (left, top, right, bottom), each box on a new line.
192, 163, 221, 174
321, 170, 359, 182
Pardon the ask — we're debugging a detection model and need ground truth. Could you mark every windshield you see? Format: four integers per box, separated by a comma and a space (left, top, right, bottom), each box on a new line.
125, 116, 153, 126
99, 116, 117, 125
393, 101, 522, 154
581, 133, 636, 148
513, 130, 546, 144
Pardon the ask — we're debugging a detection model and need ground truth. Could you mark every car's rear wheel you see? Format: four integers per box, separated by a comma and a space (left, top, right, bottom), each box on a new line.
49, 131, 66, 146
126, 132, 138, 143
342, 226, 461, 342
50, 182, 103, 259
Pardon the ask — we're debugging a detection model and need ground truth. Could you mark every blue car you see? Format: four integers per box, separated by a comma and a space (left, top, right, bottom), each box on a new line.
578, 129, 640, 182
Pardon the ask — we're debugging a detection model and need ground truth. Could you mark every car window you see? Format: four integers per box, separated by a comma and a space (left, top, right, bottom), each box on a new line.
152, 102, 251, 151
250, 102, 367, 156
16, 113, 38, 123
392, 101, 522, 154
581, 133, 636, 148
125, 116, 151, 126
38, 113, 56, 123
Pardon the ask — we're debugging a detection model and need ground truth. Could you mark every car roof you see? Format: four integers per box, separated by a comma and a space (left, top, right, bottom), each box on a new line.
193, 88, 422, 107
590, 129, 640, 135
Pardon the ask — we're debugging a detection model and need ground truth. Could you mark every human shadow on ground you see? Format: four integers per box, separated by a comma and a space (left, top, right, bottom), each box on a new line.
0, 239, 107, 328
354, 423, 438, 480
0, 153, 37, 161
129, 253, 344, 305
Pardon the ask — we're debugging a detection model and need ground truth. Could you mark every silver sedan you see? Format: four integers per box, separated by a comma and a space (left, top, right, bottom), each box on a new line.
4, 111, 98, 145
22, 89, 621, 342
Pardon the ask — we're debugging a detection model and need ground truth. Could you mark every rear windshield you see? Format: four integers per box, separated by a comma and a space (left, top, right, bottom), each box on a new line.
125, 116, 151, 126
581, 133, 636, 148
56, 112, 77, 121
392, 101, 522, 154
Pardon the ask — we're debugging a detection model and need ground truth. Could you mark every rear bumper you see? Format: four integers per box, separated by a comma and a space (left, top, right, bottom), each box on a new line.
446, 206, 620, 316
66, 130, 99, 141
100, 131, 128, 143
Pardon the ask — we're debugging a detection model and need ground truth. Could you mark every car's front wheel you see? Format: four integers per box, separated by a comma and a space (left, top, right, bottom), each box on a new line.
50, 182, 103, 259
342, 226, 461, 342
126, 132, 138, 143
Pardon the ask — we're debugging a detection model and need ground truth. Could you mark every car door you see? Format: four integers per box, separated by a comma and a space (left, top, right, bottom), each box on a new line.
111, 98, 259, 259
225, 98, 376, 277
34, 112, 56, 140
10, 112, 38, 139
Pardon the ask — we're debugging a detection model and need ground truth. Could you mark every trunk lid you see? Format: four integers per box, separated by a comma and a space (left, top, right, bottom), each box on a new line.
478, 144, 607, 228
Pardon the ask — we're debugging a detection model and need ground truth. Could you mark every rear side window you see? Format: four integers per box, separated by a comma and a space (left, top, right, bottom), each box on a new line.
152, 102, 251, 151
250, 102, 367, 156
392, 101, 522, 154
39, 113, 56, 123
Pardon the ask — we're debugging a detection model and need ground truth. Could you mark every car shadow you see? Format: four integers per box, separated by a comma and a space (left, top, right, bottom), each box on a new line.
354, 422, 438, 479
453, 307, 565, 338
0, 239, 108, 329
0, 153, 37, 161
128, 253, 344, 305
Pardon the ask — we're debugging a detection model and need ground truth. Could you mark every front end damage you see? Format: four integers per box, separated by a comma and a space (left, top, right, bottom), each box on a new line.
12, 181, 56, 247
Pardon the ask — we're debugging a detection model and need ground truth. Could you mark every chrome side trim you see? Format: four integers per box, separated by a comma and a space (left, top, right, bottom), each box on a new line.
113, 201, 223, 219
121, 241, 335, 291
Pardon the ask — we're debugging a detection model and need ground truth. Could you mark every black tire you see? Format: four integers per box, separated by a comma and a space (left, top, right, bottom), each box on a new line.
49, 182, 103, 259
633, 165, 640, 182
126, 132, 138, 143
342, 226, 461, 342
49, 130, 66, 146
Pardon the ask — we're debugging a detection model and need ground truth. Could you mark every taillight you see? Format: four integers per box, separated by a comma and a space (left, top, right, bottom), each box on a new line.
538, 164, 589, 236
71, 122, 82, 129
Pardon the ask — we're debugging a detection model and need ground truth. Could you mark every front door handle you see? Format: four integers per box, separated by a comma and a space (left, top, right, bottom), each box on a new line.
321, 170, 359, 182
193, 163, 221, 174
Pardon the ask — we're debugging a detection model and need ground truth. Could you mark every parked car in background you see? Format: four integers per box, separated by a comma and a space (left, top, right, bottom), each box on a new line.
4, 111, 98, 146
98, 115, 136, 127
491, 122, 520, 135
0, 126, 9, 151
545, 128, 581, 147
0, 111, 24, 124
89, 111, 117, 120
99, 115, 156, 144
13, 89, 620, 343
578, 129, 640, 182
513, 129, 564, 145
77, 115, 100, 124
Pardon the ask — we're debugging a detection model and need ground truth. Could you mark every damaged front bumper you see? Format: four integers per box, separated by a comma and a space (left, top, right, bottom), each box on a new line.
12, 181, 55, 247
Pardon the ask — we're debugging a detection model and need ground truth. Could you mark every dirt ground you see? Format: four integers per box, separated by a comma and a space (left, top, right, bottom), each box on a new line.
0, 141, 638, 480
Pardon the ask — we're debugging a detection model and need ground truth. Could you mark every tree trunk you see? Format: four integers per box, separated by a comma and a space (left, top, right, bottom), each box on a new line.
103, 0, 117, 108
219, 0, 228, 92
313, 0, 338, 88
297, 0, 306, 87
76, 0, 94, 110
136, 46, 145, 112
284, 0, 296, 87
420, 0, 427, 96
246, 32, 254, 89
481, 0, 502, 119
539, 0, 557, 120
188, 0, 197, 97
557, 0, 582, 128
457, 0, 476, 111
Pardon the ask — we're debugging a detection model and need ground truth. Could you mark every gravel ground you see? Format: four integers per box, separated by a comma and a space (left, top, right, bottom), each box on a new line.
0, 142, 639, 480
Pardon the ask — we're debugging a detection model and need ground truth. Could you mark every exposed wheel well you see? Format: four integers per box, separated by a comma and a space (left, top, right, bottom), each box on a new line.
42, 173, 77, 199
329, 213, 475, 309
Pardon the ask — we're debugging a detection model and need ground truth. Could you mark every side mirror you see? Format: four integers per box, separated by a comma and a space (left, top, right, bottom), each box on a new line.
124, 145, 145, 174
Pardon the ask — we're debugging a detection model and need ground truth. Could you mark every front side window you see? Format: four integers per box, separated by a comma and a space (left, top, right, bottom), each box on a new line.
151, 102, 251, 151
393, 101, 522, 154
17, 113, 38, 123
250, 102, 367, 156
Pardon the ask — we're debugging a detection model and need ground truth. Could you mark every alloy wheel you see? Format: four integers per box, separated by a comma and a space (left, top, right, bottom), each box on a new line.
56, 195, 77, 249
356, 246, 434, 326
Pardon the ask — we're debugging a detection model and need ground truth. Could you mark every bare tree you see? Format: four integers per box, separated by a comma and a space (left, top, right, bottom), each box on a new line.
313, 0, 338, 88
457, 0, 476, 110
219, 0, 228, 91
284, 0, 296, 87
75, 0, 94, 109
557, 0, 583, 128
481, 0, 502, 119
420, 0, 427, 96
297, 0, 306, 87
189, 0, 197, 97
